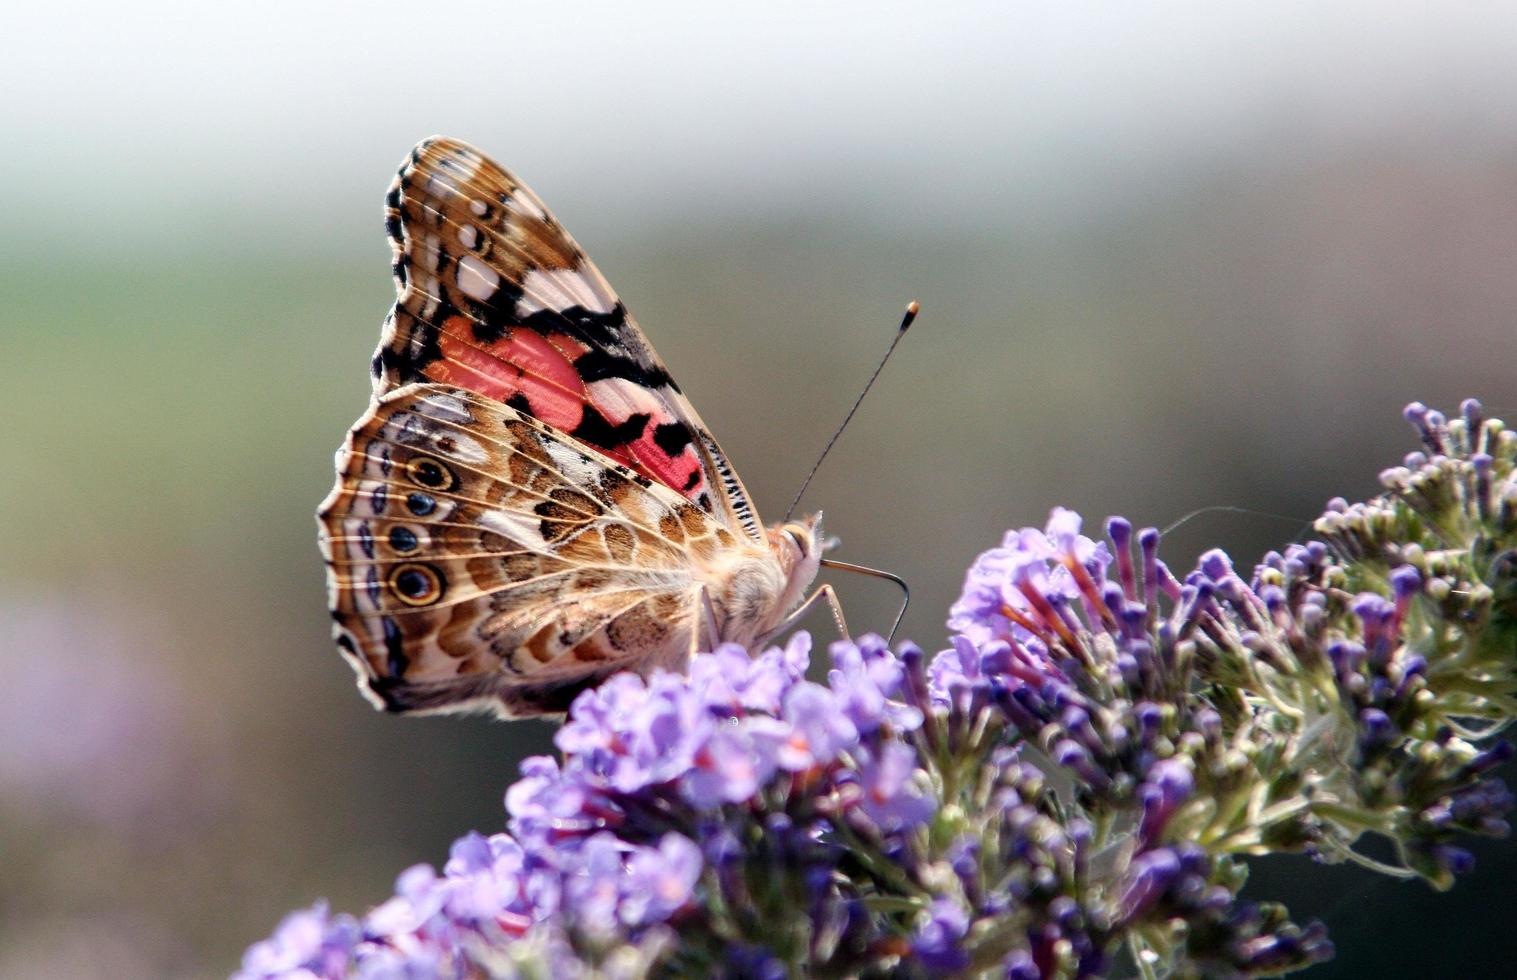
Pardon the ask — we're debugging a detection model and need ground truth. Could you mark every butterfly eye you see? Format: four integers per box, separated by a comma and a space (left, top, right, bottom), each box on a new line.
389, 563, 445, 606
406, 456, 456, 491
782, 526, 809, 558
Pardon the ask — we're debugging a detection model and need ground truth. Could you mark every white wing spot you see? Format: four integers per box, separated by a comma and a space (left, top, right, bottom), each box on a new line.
458, 255, 500, 302
443, 154, 479, 181
433, 430, 488, 464
479, 508, 548, 549
545, 441, 611, 487
415, 391, 476, 425
457, 224, 479, 249
425, 175, 456, 201
586, 378, 666, 423
469, 199, 488, 216
419, 233, 441, 274
419, 273, 441, 319
518, 268, 614, 315
507, 194, 548, 222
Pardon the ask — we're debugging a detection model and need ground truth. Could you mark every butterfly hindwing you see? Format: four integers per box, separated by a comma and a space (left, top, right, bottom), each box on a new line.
317, 383, 743, 717
372, 136, 764, 542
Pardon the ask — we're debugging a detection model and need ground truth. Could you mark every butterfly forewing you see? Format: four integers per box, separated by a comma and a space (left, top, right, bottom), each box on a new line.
373, 136, 763, 541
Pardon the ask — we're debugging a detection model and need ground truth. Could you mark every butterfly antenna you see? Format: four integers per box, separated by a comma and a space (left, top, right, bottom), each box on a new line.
819, 558, 910, 643
784, 301, 919, 522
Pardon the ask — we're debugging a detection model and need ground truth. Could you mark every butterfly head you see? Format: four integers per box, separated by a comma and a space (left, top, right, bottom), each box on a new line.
771, 511, 826, 610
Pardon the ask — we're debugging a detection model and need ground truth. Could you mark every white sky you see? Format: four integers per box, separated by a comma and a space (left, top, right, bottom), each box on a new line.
8, 2, 1517, 249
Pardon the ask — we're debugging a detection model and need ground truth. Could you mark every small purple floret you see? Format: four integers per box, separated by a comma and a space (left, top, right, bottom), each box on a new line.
912, 898, 971, 972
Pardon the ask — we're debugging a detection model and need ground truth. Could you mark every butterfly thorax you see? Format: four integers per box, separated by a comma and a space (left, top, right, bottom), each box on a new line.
704, 515, 823, 648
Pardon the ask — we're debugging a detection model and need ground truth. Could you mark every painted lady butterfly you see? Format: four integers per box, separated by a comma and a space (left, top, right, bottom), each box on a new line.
318, 137, 847, 718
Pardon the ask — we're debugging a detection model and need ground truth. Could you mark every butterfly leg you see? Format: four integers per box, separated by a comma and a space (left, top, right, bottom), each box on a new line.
698, 587, 722, 652
766, 584, 850, 643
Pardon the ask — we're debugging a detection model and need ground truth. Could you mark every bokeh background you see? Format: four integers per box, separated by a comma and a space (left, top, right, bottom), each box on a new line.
5, 2, 1517, 976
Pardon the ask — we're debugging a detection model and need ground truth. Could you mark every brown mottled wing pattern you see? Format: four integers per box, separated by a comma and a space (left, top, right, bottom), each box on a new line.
371, 136, 764, 542
317, 383, 743, 717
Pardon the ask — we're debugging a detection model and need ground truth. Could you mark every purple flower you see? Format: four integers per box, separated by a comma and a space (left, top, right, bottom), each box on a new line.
235, 902, 358, 979
686, 643, 762, 709
739, 633, 814, 712
946, 508, 1131, 667
556, 672, 714, 796
1389, 564, 1422, 601
1351, 593, 1397, 663
1138, 757, 1195, 843
556, 672, 646, 756
680, 719, 784, 808
505, 755, 591, 843
828, 635, 924, 734
927, 633, 987, 703
1116, 847, 1182, 923
912, 898, 971, 972
362, 864, 448, 941
855, 742, 936, 832
949, 508, 1108, 646
620, 833, 703, 926
616, 673, 715, 791
778, 682, 857, 770
1003, 949, 1041, 980
928, 634, 1063, 709
435, 833, 534, 927
565, 832, 629, 934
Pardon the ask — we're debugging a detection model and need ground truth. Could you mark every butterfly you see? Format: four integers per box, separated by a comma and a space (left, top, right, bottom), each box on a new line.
317, 137, 846, 718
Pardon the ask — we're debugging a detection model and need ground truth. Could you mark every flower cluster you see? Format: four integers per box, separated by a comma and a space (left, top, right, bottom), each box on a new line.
243, 400, 1516, 978
930, 399, 1515, 972
241, 635, 947, 977
238, 894, 670, 979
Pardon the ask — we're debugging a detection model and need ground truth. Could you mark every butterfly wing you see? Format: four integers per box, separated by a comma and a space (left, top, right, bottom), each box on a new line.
371, 136, 764, 542
318, 383, 745, 717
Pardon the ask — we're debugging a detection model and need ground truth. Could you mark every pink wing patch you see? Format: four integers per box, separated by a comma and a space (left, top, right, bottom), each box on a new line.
423, 315, 708, 499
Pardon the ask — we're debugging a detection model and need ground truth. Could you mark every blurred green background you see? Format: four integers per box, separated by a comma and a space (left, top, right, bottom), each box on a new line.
5, 3, 1517, 976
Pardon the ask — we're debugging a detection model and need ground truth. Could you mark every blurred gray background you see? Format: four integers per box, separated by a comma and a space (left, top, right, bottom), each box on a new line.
3, 2, 1516, 976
